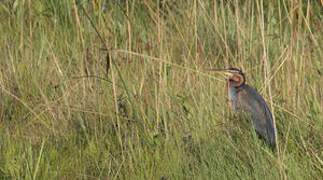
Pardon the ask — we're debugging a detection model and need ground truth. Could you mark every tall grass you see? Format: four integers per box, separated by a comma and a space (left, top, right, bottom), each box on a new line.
0, 0, 322, 179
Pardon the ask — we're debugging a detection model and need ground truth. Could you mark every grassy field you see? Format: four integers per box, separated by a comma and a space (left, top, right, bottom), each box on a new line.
0, 0, 322, 179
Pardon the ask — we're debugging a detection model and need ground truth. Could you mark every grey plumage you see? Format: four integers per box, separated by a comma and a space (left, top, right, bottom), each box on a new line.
230, 84, 276, 147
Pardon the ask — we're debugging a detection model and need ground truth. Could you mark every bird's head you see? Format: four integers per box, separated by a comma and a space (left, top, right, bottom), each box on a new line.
205, 67, 246, 87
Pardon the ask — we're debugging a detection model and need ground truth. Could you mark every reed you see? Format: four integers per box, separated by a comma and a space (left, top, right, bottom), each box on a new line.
0, 0, 321, 179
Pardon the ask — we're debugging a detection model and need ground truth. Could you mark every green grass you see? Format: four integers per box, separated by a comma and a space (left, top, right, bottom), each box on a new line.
0, 0, 322, 179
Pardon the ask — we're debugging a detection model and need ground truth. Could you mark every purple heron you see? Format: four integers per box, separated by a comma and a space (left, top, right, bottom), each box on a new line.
206, 68, 276, 148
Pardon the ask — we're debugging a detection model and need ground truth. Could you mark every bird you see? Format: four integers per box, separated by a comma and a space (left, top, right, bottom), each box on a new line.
206, 67, 277, 148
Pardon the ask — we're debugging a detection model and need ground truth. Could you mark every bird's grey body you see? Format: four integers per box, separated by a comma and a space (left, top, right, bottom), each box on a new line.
230, 84, 276, 147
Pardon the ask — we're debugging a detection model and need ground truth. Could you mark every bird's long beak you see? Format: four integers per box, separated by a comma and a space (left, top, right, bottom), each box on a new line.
204, 69, 233, 77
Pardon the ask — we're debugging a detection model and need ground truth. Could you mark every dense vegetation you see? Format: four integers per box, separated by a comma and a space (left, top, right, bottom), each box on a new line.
0, 0, 322, 179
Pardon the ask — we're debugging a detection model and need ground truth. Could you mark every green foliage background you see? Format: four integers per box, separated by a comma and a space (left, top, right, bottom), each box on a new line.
0, 0, 322, 179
